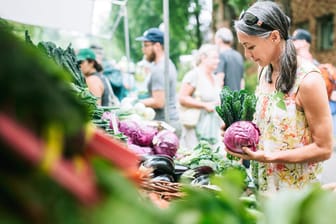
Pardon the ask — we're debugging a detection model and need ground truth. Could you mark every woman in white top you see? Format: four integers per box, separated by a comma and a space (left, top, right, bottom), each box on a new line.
179, 44, 223, 150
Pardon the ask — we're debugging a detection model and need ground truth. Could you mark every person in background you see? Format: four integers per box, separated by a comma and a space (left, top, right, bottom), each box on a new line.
118, 57, 137, 99
77, 48, 119, 106
215, 27, 245, 90
292, 28, 336, 137
178, 44, 222, 150
225, 1, 332, 193
135, 27, 180, 135
291, 29, 319, 66
90, 44, 105, 65
134, 58, 153, 99
102, 63, 125, 101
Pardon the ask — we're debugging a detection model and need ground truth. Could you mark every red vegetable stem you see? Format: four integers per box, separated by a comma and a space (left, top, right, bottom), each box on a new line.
50, 158, 99, 204
0, 113, 43, 163
86, 129, 140, 172
0, 112, 99, 204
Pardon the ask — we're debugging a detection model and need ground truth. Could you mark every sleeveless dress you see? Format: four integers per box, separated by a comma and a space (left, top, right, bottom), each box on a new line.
253, 60, 323, 192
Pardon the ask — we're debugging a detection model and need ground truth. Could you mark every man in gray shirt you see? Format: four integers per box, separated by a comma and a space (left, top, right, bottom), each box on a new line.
136, 28, 180, 134
215, 27, 244, 91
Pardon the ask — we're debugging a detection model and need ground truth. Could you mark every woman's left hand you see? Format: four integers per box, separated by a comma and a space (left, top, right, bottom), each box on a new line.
322, 182, 336, 192
224, 146, 266, 162
202, 102, 216, 112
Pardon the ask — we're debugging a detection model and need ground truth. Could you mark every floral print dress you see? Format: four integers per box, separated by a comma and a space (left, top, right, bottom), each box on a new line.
253, 60, 323, 192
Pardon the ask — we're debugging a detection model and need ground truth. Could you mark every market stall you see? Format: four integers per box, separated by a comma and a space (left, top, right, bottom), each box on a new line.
2, 2, 336, 223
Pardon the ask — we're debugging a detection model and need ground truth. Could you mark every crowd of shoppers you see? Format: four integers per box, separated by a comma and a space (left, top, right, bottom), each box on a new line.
72, 0, 336, 193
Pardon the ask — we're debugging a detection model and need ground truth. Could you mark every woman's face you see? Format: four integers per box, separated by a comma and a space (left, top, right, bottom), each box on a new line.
79, 60, 93, 76
203, 50, 219, 71
237, 31, 280, 67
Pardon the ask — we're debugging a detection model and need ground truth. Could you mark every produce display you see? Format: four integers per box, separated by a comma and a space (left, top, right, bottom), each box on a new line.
0, 20, 139, 222
101, 115, 179, 158
2, 19, 336, 224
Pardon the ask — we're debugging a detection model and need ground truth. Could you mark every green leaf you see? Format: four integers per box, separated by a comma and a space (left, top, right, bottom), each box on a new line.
273, 91, 287, 111
276, 100, 287, 111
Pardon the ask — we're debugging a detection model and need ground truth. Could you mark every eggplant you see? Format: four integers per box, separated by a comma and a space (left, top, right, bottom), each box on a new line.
141, 155, 175, 176
173, 164, 189, 181
151, 174, 174, 182
191, 175, 210, 185
193, 166, 214, 178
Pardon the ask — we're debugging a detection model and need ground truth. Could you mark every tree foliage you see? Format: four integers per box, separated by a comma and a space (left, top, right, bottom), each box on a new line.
111, 0, 204, 65
228, 0, 255, 15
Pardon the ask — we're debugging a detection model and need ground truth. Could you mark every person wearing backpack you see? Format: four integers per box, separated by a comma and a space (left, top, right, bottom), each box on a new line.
292, 29, 336, 136
291, 29, 319, 66
319, 64, 336, 136
77, 48, 119, 107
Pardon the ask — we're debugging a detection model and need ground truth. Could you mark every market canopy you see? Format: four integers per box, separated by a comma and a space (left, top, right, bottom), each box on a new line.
0, 0, 96, 33
0, 0, 129, 35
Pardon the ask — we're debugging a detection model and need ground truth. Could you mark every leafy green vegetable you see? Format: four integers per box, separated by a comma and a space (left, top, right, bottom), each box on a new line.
0, 24, 90, 136
25, 31, 86, 88
25, 31, 101, 120
216, 87, 257, 127
167, 172, 258, 224
177, 141, 248, 185
261, 184, 336, 224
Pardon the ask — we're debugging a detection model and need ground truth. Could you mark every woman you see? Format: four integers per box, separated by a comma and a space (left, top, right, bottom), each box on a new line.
77, 48, 118, 106
179, 44, 222, 150
225, 1, 332, 192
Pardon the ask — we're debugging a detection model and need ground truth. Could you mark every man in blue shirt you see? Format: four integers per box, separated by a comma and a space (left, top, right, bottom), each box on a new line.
136, 28, 180, 135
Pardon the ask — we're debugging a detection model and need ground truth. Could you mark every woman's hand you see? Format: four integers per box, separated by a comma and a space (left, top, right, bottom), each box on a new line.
224, 146, 266, 162
322, 182, 336, 192
220, 123, 226, 138
203, 102, 216, 112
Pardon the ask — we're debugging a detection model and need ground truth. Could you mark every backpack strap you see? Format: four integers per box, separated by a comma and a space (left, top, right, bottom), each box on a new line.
324, 64, 336, 89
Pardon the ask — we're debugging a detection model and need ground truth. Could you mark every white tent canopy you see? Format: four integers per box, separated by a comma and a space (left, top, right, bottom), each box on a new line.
0, 0, 129, 35
0, 0, 95, 34
0, 0, 131, 65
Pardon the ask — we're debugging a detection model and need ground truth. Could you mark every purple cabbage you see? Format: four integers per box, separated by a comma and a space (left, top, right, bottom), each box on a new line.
128, 143, 154, 156
223, 121, 260, 154
131, 125, 158, 146
101, 111, 119, 130
118, 120, 139, 140
152, 130, 179, 158
101, 111, 112, 120
118, 120, 157, 146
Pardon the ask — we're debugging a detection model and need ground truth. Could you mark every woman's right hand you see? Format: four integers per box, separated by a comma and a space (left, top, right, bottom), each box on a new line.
203, 102, 216, 112
220, 123, 226, 138
322, 182, 336, 192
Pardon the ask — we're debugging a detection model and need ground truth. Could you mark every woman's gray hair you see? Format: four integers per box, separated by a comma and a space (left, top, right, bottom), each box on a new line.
234, 1, 297, 93
194, 44, 218, 66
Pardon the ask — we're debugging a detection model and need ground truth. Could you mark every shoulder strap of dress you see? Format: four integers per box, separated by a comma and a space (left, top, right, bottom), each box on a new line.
291, 60, 320, 95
